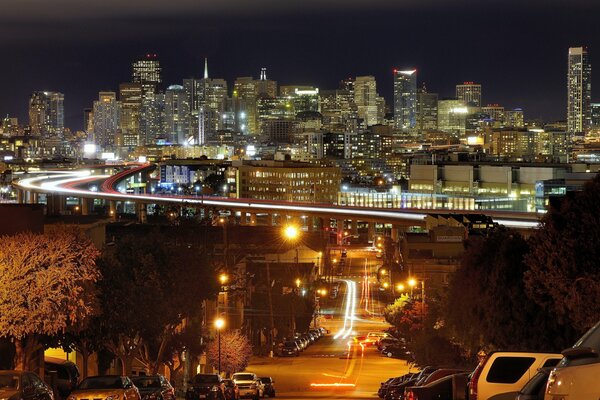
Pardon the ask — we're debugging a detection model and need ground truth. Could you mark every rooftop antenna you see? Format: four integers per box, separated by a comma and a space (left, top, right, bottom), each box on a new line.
204, 57, 209, 79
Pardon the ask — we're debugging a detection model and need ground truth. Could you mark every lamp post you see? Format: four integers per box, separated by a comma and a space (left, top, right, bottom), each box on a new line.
215, 317, 225, 375
283, 225, 301, 338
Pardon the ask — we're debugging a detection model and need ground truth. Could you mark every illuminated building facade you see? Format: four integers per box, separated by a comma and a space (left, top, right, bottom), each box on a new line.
437, 99, 467, 136
92, 92, 120, 149
504, 108, 525, 128
482, 104, 505, 127
354, 76, 384, 126
567, 46, 592, 134
416, 88, 438, 133
119, 83, 143, 147
165, 85, 189, 144
393, 69, 417, 130
232, 160, 341, 204
456, 82, 482, 107
28, 91, 64, 138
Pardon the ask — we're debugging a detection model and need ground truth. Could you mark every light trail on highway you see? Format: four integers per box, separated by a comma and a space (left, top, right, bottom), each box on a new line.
14, 166, 542, 229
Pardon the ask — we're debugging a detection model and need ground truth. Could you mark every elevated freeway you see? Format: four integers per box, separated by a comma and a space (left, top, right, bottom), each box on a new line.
13, 164, 541, 230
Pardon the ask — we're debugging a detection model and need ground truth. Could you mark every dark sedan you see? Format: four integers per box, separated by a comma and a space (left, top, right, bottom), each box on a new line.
131, 375, 175, 400
258, 377, 275, 398
185, 374, 225, 400
0, 370, 54, 400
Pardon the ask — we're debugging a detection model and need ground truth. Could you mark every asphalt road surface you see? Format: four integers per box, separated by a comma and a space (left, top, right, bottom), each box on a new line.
246, 248, 413, 399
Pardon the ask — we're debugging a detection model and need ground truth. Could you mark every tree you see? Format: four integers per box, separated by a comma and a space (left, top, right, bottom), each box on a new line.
0, 228, 100, 369
525, 176, 600, 333
383, 295, 427, 340
446, 227, 576, 355
97, 231, 219, 374
206, 330, 252, 376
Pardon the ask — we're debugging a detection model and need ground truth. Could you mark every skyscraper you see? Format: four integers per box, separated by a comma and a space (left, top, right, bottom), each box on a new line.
132, 54, 162, 93
567, 47, 592, 134
29, 91, 64, 138
354, 76, 384, 126
416, 87, 438, 133
92, 92, 120, 149
165, 85, 188, 144
393, 69, 417, 130
119, 83, 143, 147
456, 82, 482, 107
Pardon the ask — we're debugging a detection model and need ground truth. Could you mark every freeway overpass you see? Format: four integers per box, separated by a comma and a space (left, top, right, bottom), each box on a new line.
13, 164, 541, 231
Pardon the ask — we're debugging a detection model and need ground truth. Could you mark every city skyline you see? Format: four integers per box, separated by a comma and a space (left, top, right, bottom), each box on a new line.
1, 0, 599, 129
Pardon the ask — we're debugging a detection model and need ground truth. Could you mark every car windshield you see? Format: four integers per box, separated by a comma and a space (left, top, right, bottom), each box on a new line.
222, 380, 234, 387
131, 377, 161, 388
0, 375, 19, 389
283, 342, 295, 347
574, 320, 600, 351
78, 377, 124, 390
193, 375, 219, 384
260, 378, 271, 383
233, 374, 254, 381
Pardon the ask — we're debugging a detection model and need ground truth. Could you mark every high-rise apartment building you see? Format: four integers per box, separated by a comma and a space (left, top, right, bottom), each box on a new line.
133, 54, 163, 145
233, 77, 259, 135
92, 92, 120, 149
567, 47, 592, 134
320, 89, 358, 133
456, 82, 482, 107
354, 76, 384, 126
393, 69, 417, 130
591, 103, 600, 127
29, 91, 64, 138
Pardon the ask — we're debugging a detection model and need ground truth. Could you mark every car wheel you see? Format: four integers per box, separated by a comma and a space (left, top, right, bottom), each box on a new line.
387, 352, 392, 357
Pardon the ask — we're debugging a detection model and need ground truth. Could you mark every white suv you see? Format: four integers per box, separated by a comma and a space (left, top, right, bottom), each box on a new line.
545, 320, 600, 400
468, 351, 562, 400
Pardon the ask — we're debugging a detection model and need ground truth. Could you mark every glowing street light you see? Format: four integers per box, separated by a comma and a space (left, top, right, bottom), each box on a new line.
219, 273, 229, 285
283, 225, 300, 240
408, 278, 417, 288
295, 278, 301, 288
396, 283, 405, 292
382, 282, 389, 289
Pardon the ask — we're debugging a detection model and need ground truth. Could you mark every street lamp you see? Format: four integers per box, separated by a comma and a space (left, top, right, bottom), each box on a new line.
283, 225, 300, 241
215, 317, 225, 375
396, 283, 405, 292
219, 273, 229, 285
295, 278, 301, 288
408, 278, 417, 297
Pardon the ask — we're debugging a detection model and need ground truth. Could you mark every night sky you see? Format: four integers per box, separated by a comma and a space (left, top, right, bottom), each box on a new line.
1, 0, 599, 131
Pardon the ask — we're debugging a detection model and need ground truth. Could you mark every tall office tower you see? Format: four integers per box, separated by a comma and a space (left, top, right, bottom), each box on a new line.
505, 108, 525, 128
354, 76, 383, 126
164, 85, 189, 144
140, 91, 165, 145
280, 86, 320, 114
567, 47, 592, 134
92, 92, 120, 150
132, 54, 162, 93
83, 108, 93, 135
29, 91, 65, 138
456, 82, 482, 107
482, 104, 505, 127
320, 89, 358, 133
118, 83, 143, 147
416, 87, 438, 133
437, 99, 467, 136
393, 69, 417, 130
234, 77, 259, 134
257, 68, 277, 98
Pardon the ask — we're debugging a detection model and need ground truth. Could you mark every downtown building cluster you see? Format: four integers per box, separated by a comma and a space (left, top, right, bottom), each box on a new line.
1, 48, 600, 178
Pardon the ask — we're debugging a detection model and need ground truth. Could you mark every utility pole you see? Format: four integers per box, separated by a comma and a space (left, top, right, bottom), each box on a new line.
266, 262, 275, 358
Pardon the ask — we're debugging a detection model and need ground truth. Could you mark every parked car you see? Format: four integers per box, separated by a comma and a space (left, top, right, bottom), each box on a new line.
378, 337, 404, 351
45, 357, 80, 400
545, 319, 600, 400
516, 368, 554, 400
382, 344, 414, 361
68, 376, 140, 400
278, 341, 300, 357
0, 370, 54, 400
468, 351, 561, 400
404, 372, 470, 400
130, 375, 175, 400
221, 380, 239, 400
185, 374, 225, 400
258, 377, 275, 397
231, 373, 262, 400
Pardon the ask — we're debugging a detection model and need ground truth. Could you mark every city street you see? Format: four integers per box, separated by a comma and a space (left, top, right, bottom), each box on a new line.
246, 248, 412, 399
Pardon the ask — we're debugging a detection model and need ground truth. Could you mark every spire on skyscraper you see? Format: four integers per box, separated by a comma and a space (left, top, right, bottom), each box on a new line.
260, 67, 267, 80
204, 57, 209, 79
